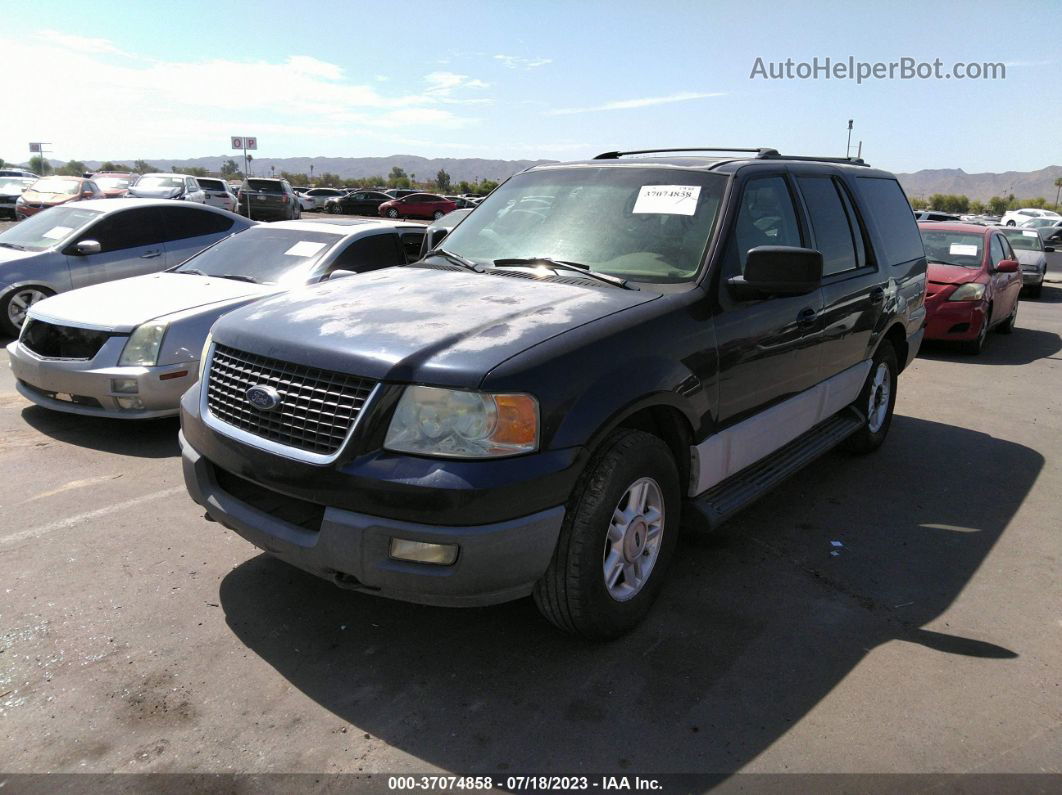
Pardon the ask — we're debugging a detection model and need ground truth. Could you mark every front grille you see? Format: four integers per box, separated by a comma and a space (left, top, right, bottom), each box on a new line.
212, 465, 325, 532
206, 344, 376, 456
21, 319, 114, 359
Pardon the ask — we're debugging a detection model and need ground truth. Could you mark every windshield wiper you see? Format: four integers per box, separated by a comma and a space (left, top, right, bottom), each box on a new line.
0, 242, 26, 251
424, 248, 484, 273
175, 268, 206, 276
218, 274, 258, 283
492, 257, 634, 290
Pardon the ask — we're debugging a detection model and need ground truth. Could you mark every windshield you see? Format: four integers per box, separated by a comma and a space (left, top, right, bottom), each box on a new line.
173, 227, 341, 284
1022, 218, 1059, 229
1002, 229, 1043, 251
440, 167, 727, 283
0, 206, 101, 251
29, 178, 81, 195
135, 176, 182, 189
0, 177, 30, 193
95, 177, 130, 190
245, 179, 285, 193
919, 230, 984, 267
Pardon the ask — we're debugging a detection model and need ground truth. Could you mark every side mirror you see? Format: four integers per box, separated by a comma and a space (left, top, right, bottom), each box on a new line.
995, 258, 1020, 273
728, 246, 823, 297
328, 269, 360, 280
1044, 246, 1055, 253
75, 240, 101, 255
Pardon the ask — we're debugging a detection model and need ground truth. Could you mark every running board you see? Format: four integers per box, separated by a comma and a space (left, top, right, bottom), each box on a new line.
690, 407, 865, 530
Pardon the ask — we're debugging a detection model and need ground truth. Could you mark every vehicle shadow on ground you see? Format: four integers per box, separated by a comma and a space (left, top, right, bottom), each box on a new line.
1029, 282, 1062, 304
19, 406, 180, 458
219, 415, 1038, 775
919, 324, 1061, 365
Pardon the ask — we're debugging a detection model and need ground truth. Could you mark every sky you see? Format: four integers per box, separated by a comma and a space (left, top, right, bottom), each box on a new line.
3, 0, 1059, 174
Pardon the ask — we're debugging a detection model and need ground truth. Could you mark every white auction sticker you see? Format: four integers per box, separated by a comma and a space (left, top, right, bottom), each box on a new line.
1022, 230, 1038, 237
632, 185, 701, 216
284, 241, 327, 257
949, 243, 979, 256
42, 226, 72, 240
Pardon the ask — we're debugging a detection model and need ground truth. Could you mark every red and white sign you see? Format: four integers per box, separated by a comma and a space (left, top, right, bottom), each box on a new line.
230, 136, 243, 150
245, 137, 257, 150
230, 136, 257, 150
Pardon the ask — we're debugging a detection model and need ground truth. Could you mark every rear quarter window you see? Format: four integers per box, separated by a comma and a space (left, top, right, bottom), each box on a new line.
856, 177, 925, 266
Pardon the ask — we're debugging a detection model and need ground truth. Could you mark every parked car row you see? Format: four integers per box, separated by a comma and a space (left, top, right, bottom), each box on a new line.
2, 147, 1056, 638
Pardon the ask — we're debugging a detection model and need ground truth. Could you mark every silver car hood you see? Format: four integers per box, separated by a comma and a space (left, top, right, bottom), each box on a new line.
0, 246, 42, 266
1013, 250, 1044, 267
30, 272, 277, 332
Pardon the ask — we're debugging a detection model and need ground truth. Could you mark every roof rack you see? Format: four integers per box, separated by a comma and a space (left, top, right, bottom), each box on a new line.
593, 147, 779, 159
592, 148, 869, 167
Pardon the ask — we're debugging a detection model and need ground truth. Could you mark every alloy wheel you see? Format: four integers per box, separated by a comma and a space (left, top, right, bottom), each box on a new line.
7, 288, 48, 329
867, 361, 892, 433
602, 477, 665, 602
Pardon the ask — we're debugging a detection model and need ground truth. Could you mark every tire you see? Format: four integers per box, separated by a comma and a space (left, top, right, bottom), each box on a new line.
1, 286, 53, 337
327, 203, 341, 214
1006, 220, 1016, 227
962, 307, 991, 354
387, 208, 400, 219
997, 299, 1018, 334
843, 342, 898, 454
1028, 281, 1043, 299
433, 210, 445, 220
533, 429, 680, 639
292, 202, 301, 220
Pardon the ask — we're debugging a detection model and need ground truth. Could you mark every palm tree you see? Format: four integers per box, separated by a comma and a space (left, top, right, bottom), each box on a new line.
1054, 176, 1062, 210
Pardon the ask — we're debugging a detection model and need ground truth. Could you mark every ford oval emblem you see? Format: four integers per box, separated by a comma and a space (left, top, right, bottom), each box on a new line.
245, 384, 281, 411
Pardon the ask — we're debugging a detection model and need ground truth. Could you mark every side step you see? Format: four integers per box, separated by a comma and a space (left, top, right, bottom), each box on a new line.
690, 407, 865, 530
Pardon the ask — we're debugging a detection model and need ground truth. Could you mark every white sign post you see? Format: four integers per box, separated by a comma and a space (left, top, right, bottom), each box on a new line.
231, 135, 259, 218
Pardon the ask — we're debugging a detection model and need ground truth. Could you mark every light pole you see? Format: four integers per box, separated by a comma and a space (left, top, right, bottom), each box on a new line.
845, 120, 853, 158
310, 163, 314, 184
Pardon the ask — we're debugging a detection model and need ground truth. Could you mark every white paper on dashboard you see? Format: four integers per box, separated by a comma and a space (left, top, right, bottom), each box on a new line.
632, 185, 701, 216
949, 244, 979, 256
284, 241, 327, 257
42, 226, 72, 240
1022, 230, 1038, 237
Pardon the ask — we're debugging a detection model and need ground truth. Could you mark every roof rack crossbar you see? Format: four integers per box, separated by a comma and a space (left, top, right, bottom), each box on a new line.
593, 147, 779, 160
760, 153, 869, 167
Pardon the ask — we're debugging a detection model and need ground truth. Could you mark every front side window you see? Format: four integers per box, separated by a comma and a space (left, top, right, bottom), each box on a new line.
990, 235, 1006, 266
329, 233, 402, 272
724, 176, 803, 277
85, 207, 165, 252
440, 166, 726, 284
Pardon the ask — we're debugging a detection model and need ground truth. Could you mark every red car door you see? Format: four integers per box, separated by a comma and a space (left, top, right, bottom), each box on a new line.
987, 233, 1019, 324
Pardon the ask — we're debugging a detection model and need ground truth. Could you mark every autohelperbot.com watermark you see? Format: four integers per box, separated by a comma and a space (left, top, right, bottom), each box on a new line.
750, 56, 1005, 83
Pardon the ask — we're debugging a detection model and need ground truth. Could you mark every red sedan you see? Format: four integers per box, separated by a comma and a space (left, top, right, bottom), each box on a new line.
378, 192, 456, 220
918, 222, 1023, 354
91, 172, 136, 198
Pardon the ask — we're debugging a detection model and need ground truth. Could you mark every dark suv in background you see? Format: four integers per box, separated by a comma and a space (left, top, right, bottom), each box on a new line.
180, 147, 927, 638
238, 178, 300, 221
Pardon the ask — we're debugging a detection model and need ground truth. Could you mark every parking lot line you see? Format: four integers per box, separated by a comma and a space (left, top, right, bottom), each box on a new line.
1, 486, 184, 548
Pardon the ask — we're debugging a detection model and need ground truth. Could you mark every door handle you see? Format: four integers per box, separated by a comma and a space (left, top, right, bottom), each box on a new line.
797, 307, 817, 326
869, 287, 885, 304
140, 250, 161, 259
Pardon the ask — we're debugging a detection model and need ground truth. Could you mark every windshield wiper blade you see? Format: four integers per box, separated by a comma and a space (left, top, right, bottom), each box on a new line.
218, 274, 258, 283
0, 242, 26, 250
425, 248, 484, 273
492, 257, 633, 290
175, 268, 206, 276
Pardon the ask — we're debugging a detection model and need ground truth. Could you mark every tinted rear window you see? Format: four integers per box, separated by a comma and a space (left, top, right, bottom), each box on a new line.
198, 179, 226, 190
856, 177, 925, 266
246, 180, 285, 193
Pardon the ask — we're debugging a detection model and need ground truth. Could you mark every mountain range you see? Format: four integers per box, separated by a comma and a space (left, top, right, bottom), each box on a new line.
25, 155, 1062, 203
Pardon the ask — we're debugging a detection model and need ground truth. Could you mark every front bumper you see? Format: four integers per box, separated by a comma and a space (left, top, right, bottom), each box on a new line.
1021, 269, 1044, 286
8, 339, 195, 419
181, 431, 566, 607
924, 298, 986, 341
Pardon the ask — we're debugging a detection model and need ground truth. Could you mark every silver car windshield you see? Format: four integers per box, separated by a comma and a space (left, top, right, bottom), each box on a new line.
173, 227, 342, 285
0, 206, 102, 252
439, 166, 727, 284
1002, 230, 1044, 252
136, 176, 183, 189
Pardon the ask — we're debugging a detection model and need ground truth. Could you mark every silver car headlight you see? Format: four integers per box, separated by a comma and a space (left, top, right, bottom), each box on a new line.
384, 386, 539, 458
197, 331, 213, 379
118, 322, 168, 366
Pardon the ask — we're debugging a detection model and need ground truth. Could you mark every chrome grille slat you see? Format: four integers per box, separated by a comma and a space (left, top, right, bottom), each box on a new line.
206, 344, 377, 455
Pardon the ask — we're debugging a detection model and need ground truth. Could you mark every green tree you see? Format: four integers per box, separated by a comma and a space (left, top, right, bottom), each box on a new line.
435, 169, 451, 192
98, 161, 130, 172
968, 199, 987, 215
184, 167, 210, 177
132, 159, 154, 174
477, 179, 499, 195
220, 159, 241, 177
29, 156, 51, 175
317, 171, 342, 186
0, 157, 5, 170
455, 180, 473, 194
910, 196, 929, 210
57, 160, 87, 176
987, 196, 1009, 215
386, 166, 409, 188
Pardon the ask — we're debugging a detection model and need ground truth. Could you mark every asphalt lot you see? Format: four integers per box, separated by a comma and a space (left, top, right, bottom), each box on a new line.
0, 218, 1060, 777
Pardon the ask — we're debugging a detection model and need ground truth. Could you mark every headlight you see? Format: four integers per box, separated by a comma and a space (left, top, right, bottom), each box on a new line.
384, 386, 538, 458
197, 332, 213, 379
15, 196, 24, 205
947, 282, 986, 302
118, 322, 168, 366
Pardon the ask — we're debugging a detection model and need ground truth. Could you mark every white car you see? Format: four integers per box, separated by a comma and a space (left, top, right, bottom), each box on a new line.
302, 187, 346, 211
1001, 208, 1060, 227
196, 177, 237, 212
128, 173, 207, 203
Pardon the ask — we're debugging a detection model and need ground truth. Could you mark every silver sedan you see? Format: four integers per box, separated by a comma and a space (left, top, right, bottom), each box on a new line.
0, 199, 252, 336
8, 218, 427, 419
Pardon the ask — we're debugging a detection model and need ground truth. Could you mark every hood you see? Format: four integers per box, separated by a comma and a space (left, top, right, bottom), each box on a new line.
129, 186, 181, 199
22, 191, 75, 205
927, 262, 983, 285
0, 246, 40, 265
213, 266, 660, 387
30, 272, 276, 333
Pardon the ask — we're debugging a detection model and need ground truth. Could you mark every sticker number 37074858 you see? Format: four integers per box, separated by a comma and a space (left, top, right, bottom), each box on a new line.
632, 185, 701, 216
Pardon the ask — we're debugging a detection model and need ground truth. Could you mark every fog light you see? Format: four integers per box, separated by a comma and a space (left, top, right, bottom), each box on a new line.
111, 378, 139, 394
116, 396, 144, 410
389, 538, 459, 566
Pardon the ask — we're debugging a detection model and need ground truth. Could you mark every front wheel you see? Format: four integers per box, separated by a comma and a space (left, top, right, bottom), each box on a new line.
433, 210, 445, 220
327, 203, 341, 214
533, 429, 680, 639
2, 286, 53, 337
843, 342, 898, 454
997, 298, 1018, 334
962, 307, 991, 355
387, 208, 400, 218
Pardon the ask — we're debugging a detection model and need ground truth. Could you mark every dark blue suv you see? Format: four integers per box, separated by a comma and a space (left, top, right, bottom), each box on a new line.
179, 147, 927, 638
